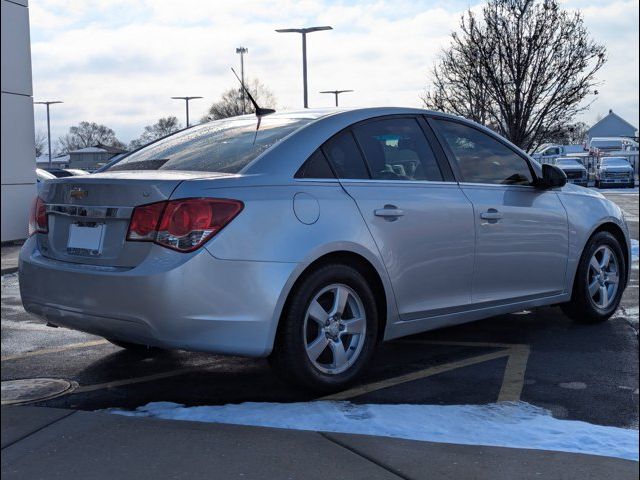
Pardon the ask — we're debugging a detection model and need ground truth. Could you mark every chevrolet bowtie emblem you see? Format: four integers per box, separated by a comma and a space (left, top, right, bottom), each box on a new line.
70, 187, 88, 199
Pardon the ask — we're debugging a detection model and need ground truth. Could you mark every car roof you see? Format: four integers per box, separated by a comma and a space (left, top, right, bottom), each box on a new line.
243, 106, 529, 181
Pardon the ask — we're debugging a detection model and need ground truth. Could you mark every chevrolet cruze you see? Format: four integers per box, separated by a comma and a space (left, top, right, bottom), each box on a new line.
20, 108, 631, 392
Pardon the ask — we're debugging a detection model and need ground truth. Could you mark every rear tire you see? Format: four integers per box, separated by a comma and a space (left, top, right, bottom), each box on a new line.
560, 231, 626, 324
269, 263, 379, 393
595, 180, 601, 188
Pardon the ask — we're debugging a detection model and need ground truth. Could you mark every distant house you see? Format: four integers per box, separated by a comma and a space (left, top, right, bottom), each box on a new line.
587, 110, 638, 141
36, 154, 70, 169
69, 143, 128, 172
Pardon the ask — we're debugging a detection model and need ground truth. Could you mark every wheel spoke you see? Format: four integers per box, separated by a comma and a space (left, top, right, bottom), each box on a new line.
589, 257, 602, 275
588, 279, 599, 297
607, 272, 619, 286
329, 340, 348, 367
599, 249, 611, 269
331, 286, 350, 317
308, 300, 329, 326
342, 317, 365, 335
599, 286, 609, 307
306, 336, 329, 361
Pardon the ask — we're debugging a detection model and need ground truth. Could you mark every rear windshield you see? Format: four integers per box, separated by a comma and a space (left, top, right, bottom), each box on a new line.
108, 116, 312, 173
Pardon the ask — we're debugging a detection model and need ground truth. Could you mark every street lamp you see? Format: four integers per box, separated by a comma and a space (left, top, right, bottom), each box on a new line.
319, 89, 353, 107
171, 96, 203, 127
34, 100, 63, 169
275, 26, 333, 108
236, 47, 248, 114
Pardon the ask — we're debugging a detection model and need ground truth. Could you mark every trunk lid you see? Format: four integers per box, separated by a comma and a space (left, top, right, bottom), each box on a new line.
38, 171, 231, 267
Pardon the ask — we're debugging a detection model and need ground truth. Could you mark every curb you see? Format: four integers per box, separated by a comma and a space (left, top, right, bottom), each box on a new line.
1, 267, 18, 275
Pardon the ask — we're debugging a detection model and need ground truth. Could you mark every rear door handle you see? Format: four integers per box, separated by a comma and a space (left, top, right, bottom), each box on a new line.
374, 205, 404, 220
480, 209, 503, 221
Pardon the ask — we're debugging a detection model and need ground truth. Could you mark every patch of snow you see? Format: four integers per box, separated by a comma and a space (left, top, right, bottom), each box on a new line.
108, 401, 639, 461
631, 239, 639, 266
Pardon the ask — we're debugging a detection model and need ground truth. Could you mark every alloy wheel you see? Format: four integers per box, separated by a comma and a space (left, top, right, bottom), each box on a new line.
303, 283, 367, 375
587, 245, 620, 309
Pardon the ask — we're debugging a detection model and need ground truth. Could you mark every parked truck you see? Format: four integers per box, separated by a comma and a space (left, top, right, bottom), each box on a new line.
532, 144, 586, 163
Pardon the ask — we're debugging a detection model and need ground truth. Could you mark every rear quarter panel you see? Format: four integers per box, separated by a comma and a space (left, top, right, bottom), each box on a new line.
169, 178, 400, 339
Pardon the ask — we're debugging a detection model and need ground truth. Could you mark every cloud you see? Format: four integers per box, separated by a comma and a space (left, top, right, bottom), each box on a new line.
29, 0, 639, 144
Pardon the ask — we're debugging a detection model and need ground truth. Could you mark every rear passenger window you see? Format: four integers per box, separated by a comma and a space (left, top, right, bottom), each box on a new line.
433, 119, 533, 186
295, 149, 335, 179
353, 118, 443, 181
321, 131, 370, 179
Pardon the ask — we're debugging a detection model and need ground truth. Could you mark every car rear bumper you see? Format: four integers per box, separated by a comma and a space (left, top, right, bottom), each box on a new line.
19, 236, 298, 357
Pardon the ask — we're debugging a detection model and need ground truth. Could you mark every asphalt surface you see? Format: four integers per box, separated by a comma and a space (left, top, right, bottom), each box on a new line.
2, 189, 638, 430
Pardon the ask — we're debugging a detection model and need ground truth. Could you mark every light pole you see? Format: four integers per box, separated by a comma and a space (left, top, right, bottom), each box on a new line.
275, 26, 333, 108
34, 101, 63, 168
236, 47, 248, 114
171, 96, 203, 127
319, 89, 354, 107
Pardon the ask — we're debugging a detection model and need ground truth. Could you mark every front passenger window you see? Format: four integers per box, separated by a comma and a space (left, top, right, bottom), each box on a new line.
433, 119, 533, 186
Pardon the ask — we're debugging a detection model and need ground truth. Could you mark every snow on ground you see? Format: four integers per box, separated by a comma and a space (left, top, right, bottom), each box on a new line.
631, 239, 639, 267
109, 401, 639, 461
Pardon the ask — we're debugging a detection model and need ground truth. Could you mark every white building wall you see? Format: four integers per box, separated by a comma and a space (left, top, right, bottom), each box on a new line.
1, 0, 36, 242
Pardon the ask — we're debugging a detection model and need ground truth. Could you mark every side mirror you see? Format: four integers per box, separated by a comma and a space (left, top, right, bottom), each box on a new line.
539, 164, 567, 189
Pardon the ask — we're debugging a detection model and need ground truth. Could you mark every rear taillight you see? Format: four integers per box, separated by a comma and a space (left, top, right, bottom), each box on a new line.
28, 197, 48, 236
127, 198, 243, 252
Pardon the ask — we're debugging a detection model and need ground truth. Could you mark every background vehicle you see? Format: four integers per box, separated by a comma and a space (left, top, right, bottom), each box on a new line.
44, 168, 90, 178
549, 157, 588, 187
35, 168, 56, 192
589, 137, 639, 153
532, 144, 585, 163
20, 108, 631, 392
594, 157, 635, 188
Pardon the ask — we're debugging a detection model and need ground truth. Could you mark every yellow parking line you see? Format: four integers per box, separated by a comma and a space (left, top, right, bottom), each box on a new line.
320, 349, 511, 401
497, 345, 530, 402
320, 340, 531, 403
1, 339, 109, 361
73, 365, 212, 393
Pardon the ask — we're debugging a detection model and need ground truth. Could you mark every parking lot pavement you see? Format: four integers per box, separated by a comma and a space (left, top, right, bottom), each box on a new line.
1, 190, 638, 431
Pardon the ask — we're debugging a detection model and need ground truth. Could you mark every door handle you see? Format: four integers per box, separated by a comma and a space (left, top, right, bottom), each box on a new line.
374, 205, 404, 220
480, 209, 503, 221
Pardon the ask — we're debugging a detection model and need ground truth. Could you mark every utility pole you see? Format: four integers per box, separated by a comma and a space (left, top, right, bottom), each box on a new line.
319, 89, 354, 107
171, 96, 203, 127
34, 100, 63, 168
275, 26, 333, 108
236, 47, 248, 114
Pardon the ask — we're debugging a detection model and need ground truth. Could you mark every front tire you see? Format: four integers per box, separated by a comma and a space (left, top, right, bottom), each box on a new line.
560, 231, 626, 323
269, 264, 379, 393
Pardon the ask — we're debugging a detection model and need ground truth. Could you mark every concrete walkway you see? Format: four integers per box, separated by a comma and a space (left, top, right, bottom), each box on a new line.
1, 406, 637, 480
1, 243, 21, 275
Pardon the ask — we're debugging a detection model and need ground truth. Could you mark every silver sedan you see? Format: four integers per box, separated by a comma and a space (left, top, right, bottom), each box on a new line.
20, 108, 631, 392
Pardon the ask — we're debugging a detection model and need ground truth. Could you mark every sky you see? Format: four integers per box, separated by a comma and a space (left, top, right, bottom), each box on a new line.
29, 0, 639, 146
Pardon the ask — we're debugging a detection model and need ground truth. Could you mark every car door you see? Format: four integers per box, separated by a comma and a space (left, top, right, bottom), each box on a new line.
430, 117, 569, 304
320, 116, 476, 320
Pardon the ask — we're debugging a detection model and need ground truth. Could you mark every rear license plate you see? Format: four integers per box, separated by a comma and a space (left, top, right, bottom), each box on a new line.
67, 223, 106, 256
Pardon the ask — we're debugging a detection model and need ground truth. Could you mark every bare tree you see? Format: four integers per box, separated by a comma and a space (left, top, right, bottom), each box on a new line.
202, 79, 276, 121
423, 0, 606, 152
544, 121, 590, 145
58, 121, 126, 153
34, 130, 47, 157
129, 116, 182, 150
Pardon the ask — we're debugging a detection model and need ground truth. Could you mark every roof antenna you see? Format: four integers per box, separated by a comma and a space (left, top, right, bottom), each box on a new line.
231, 68, 275, 117
231, 68, 275, 144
